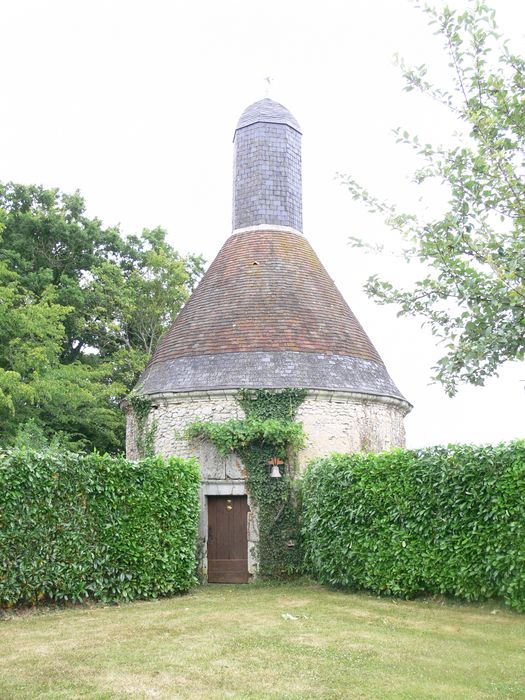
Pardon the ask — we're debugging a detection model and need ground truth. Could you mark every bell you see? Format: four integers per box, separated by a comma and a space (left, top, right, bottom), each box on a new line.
269, 463, 282, 478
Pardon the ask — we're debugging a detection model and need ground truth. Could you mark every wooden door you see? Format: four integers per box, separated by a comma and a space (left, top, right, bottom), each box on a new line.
207, 496, 249, 583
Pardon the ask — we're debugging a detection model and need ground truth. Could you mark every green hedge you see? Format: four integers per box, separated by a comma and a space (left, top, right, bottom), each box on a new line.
0, 449, 200, 606
302, 442, 525, 611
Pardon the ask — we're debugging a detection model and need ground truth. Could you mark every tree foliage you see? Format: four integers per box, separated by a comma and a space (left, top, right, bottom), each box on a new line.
0, 183, 203, 451
341, 2, 525, 394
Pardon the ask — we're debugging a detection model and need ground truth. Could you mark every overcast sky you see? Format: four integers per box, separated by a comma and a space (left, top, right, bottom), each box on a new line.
1, 0, 523, 447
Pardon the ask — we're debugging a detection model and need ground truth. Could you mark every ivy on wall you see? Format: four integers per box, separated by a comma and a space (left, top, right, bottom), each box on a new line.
129, 394, 157, 458
187, 388, 307, 578
237, 389, 307, 423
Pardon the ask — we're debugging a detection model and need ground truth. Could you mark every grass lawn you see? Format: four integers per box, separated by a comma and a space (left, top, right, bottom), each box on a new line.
1, 582, 523, 699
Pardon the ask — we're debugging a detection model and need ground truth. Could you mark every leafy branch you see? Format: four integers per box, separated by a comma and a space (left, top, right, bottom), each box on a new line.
339, 1, 525, 394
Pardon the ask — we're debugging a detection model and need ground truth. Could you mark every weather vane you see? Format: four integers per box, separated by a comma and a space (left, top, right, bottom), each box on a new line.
264, 76, 273, 97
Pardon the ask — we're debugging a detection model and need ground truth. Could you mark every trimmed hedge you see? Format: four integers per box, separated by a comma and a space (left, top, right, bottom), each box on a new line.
302, 442, 525, 611
0, 449, 200, 606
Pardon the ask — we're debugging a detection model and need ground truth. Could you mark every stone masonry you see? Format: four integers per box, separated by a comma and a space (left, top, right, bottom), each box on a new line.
126, 390, 408, 469
125, 388, 408, 577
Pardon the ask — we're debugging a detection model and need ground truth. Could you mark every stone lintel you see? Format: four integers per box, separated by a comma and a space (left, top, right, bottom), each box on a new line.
201, 480, 247, 496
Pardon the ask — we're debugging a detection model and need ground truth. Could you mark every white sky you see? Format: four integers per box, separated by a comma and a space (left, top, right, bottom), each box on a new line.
1, 0, 523, 447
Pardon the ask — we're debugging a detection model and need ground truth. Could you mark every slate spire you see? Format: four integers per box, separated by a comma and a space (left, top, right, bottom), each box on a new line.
232, 98, 302, 233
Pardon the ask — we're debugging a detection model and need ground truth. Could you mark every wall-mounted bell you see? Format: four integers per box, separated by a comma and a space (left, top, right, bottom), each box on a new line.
267, 456, 284, 478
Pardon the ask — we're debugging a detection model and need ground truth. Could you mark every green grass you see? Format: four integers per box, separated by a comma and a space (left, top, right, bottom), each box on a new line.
1, 582, 523, 699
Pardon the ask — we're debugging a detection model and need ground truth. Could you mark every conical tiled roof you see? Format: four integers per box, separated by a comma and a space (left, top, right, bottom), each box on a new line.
136, 228, 405, 400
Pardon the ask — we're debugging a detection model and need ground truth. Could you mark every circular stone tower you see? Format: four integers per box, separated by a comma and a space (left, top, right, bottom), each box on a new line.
125, 98, 412, 581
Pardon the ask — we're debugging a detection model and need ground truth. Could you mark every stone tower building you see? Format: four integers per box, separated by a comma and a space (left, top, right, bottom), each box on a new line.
126, 98, 411, 581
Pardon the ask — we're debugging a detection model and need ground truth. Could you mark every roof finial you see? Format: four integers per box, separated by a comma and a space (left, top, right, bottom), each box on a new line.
264, 76, 273, 98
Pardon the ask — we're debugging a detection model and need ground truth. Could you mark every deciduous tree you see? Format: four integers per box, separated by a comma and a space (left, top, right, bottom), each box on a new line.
341, 2, 525, 394
0, 183, 203, 451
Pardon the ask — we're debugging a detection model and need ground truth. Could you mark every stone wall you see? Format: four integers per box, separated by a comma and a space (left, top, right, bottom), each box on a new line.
295, 391, 407, 468
124, 389, 409, 578
125, 388, 409, 469
128, 391, 243, 460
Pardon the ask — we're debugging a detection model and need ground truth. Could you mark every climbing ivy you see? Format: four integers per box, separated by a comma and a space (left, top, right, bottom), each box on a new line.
129, 394, 157, 458
238, 388, 307, 422
186, 389, 307, 578
186, 418, 304, 456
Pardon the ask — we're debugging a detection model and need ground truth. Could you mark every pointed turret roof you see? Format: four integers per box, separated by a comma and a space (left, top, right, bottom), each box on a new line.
136, 228, 405, 400
135, 99, 407, 404
236, 98, 301, 133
